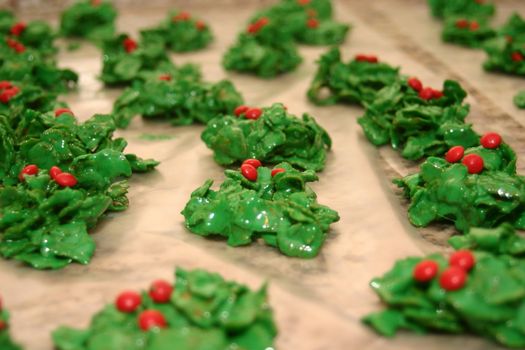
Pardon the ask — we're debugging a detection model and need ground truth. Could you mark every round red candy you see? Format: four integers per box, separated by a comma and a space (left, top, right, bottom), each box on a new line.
271, 168, 285, 177
449, 250, 475, 271
138, 310, 167, 331
455, 19, 469, 29
469, 21, 479, 31
173, 12, 191, 21
480, 132, 502, 149
195, 20, 206, 31
0, 87, 19, 103
54, 172, 78, 187
307, 18, 319, 29
115, 291, 142, 313
0, 81, 12, 90
297, 0, 310, 4
123, 38, 138, 53
413, 260, 439, 282
243, 159, 262, 169
432, 89, 444, 99
418, 87, 434, 100
55, 108, 74, 117
439, 266, 467, 291
158, 74, 172, 81
0, 320, 6, 331
445, 146, 464, 163
245, 108, 262, 120
462, 154, 484, 174
241, 164, 258, 182
49, 166, 62, 179
19, 164, 38, 181
407, 77, 423, 92
149, 280, 173, 303
512, 52, 524, 62
10, 22, 26, 36
234, 105, 249, 117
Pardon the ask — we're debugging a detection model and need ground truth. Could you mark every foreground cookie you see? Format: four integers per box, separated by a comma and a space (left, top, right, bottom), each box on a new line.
357, 77, 479, 160
182, 162, 339, 258
201, 103, 331, 171
0, 297, 22, 350
308, 48, 399, 106
395, 132, 524, 233
60, 0, 117, 44
364, 223, 525, 348
53, 268, 277, 350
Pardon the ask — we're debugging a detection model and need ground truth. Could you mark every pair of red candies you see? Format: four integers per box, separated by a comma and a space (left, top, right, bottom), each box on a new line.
0, 81, 19, 104
413, 250, 475, 291
445, 132, 502, 174
455, 19, 480, 31
240, 159, 285, 182
407, 77, 444, 100
115, 279, 173, 331
234, 105, 263, 120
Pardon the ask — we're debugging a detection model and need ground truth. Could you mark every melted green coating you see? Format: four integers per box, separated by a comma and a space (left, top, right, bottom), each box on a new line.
201, 103, 331, 172
514, 91, 525, 109
307, 47, 400, 106
0, 111, 158, 269
223, 21, 302, 78
60, 0, 117, 44
364, 224, 525, 348
0, 82, 59, 120
53, 268, 277, 350
113, 66, 243, 128
358, 79, 479, 160
100, 34, 170, 86
484, 38, 525, 76
442, 17, 495, 48
499, 13, 525, 43
0, 10, 14, 33
394, 143, 525, 233
140, 10, 213, 52
181, 162, 339, 258
427, 0, 495, 20
0, 310, 22, 350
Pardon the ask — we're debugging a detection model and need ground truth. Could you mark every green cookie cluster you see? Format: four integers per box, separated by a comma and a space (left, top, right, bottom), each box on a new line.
0, 303, 22, 350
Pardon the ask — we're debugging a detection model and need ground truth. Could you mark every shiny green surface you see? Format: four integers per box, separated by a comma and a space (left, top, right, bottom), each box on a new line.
514, 91, 525, 109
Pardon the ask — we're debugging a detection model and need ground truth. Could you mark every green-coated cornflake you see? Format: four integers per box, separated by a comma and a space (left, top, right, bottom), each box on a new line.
223, 18, 302, 78
0, 81, 59, 120
53, 268, 277, 350
427, 0, 495, 20
394, 141, 525, 233
514, 91, 525, 109
441, 17, 495, 48
307, 47, 400, 106
201, 103, 331, 172
60, 0, 117, 45
0, 10, 14, 34
364, 224, 525, 348
100, 34, 170, 86
483, 38, 525, 76
113, 67, 243, 128
0, 306, 22, 350
140, 10, 213, 52
357, 78, 479, 160
498, 13, 525, 43
181, 162, 339, 258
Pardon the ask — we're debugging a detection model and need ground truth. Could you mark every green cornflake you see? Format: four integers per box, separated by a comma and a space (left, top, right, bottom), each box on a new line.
498, 13, 525, 44
441, 16, 495, 48
181, 162, 339, 258
113, 64, 243, 128
427, 0, 495, 20
201, 103, 331, 172
364, 224, 525, 348
0, 308, 23, 350
100, 34, 171, 86
357, 78, 479, 160
0, 82, 60, 120
0, 111, 158, 269
140, 10, 213, 52
514, 91, 525, 109
60, 0, 117, 45
394, 142, 524, 234
307, 47, 400, 106
483, 38, 525, 76
53, 268, 277, 350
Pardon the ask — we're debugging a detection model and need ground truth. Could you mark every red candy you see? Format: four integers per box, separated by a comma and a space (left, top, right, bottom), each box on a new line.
19, 164, 38, 181
462, 154, 484, 174
297, 0, 310, 4
0, 81, 12, 90
138, 310, 167, 331
123, 38, 138, 53
173, 11, 191, 21
418, 87, 434, 100
158, 74, 172, 81
512, 52, 524, 62
149, 280, 173, 303
271, 168, 285, 177
234, 105, 249, 116
245, 108, 262, 120
445, 146, 464, 163
247, 17, 269, 34
91, 0, 101, 5
115, 291, 142, 313
480, 132, 502, 149
432, 89, 444, 99
407, 77, 423, 92
6, 38, 25, 53
413, 260, 439, 282
307, 18, 319, 29
54, 172, 78, 187
49, 166, 62, 180
455, 19, 469, 29
469, 21, 479, 31
195, 20, 206, 31
10, 22, 26, 36
0, 320, 6, 331
55, 108, 74, 117
0, 86, 19, 103
449, 250, 475, 271
241, 164, 258, 181
355, 54, 378, 63
439, 266, 467, 291
243, 159, 262, 168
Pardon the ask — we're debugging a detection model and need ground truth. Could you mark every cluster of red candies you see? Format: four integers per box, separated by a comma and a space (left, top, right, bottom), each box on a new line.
413, 250, 475, 291
0, 81, 20, 104
455, 19, 480, 31
171, 11, 206, 31
407, 77, 444, 100
19, 164, 78, 187
445, 132, 502, 174
247, 17, 269, 34
123, 37, 138, 53
5, 21, 26, 53
355, 54, 378, 63
10, 22, 26, 37
115, 279, 173, 331
240, 159, 285, 182
234, 105, 263, 120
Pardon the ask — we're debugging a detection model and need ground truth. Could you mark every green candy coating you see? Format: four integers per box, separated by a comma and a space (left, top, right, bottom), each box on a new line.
514, 91, 525, 109
441, 17, 495, 48
60, 0, 117, 44
484, 38, 525, 76
427, 0, 495, 20
0, 309, 22, 350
